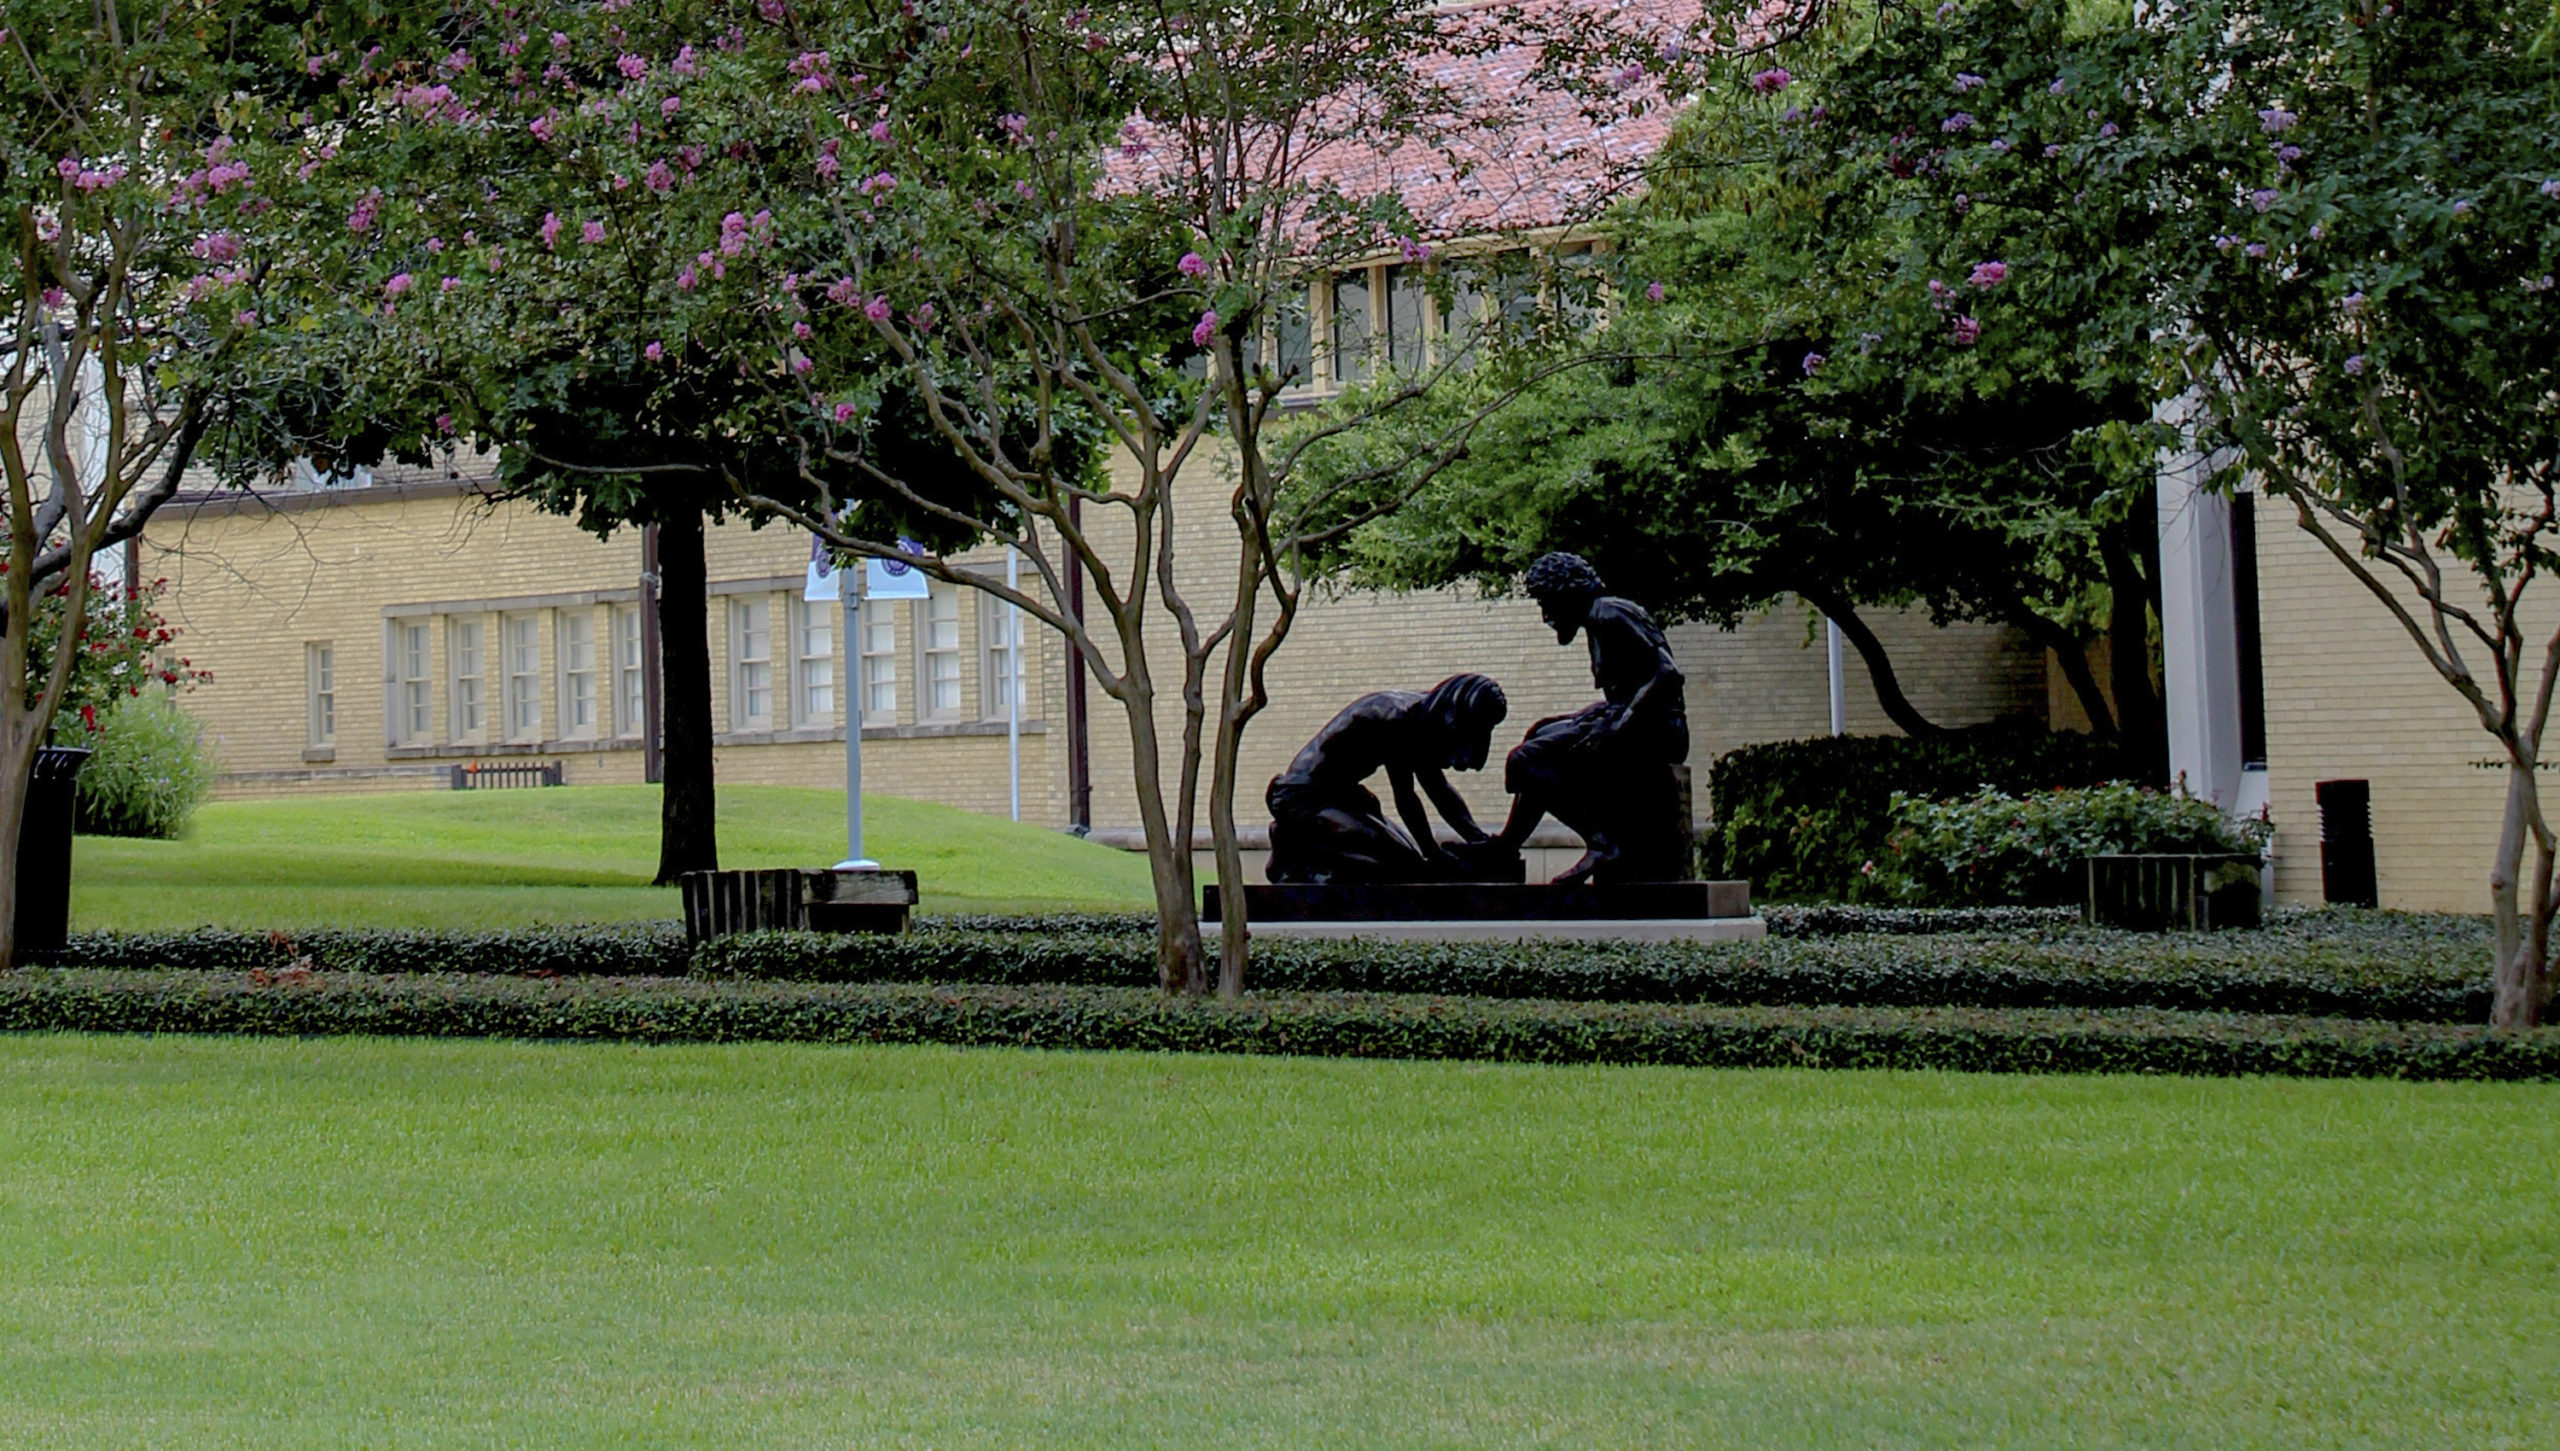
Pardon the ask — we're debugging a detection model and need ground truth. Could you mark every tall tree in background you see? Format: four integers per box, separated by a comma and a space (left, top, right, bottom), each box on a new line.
1323, 1, 2169, 763
0, 2, 377, 965
2146, 0, 2560, 1026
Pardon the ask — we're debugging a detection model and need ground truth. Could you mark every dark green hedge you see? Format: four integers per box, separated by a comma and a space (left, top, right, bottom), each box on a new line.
1700, 725, 2131, 901
47, 910, 2492, 1023
690, 925, 2487, 1022
3, 971, 2549, 1079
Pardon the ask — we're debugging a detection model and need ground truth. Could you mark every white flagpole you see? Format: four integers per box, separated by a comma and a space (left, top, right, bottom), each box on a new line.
1006, 546, 1022, 822
837, 584, 877, 869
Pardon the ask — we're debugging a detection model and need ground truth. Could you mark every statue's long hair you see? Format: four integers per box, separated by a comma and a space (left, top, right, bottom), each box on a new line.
1523, 551, 1606, 603
1421, 673, 1508, 738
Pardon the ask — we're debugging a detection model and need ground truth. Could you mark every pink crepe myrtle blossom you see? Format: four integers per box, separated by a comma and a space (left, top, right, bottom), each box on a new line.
1645, 280, 1665, 303
346, 191, 383, 233
1178, 251, 1208, 277
441, 276, 463, 292
1966, 260, 2007, 288
863, 295, 892, 322
909, 303, 936, 332
1949, 315, 1981, 345
2542, 180, 2560, 198
662, 96, 682, 118
529, 113, 557, 142
33, 212, 60, 242
2343, 354, 2366, 375
539, 211, 563, 250
2213, 233, 2240, 250
384, 272, 415, 298
2244, 242, 2268, 258
673, 44, 699, 76
860, 172, 896, 197
1954, 72, 1985, 91
646, 341, 667, 362
791, 354, 814, 375
793, 321, 813, 340
759, 0, 786, 20
2043, 142, 2063, 159
1749, 68, 1791, 93
2249, 188, 2280, 212
826, 276, 861, 307
1801, 352, 1825, 375
1941, 112, 1975, 133
2257, 107, 2297, 133
1014, 179, 1034, 201
870, 119, 891, 144
1000, 113, 1029, 144
2452, 199, 2473, 217
833, 402, 859, 423
1397, 237, 1431, 263
1927, 277, 1952, 307
2341, 290, 2365, 314
193, 232, 242, 262
1192, 311, 1218, 347
2097, 121, 2119, 138
581, 220, 606, 245
234, 310, 258, 329
677, 264, 699, 291
436, 414, 454, 435
647, 161, 676, 193
40, 287, 66, 309
618, 53, 648, 80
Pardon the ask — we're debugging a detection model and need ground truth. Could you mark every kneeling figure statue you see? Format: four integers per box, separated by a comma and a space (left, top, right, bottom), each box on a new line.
1265, 674, 1513, 884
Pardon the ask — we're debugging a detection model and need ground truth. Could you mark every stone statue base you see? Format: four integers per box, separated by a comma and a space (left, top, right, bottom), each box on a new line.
1203, 880, 1752, 923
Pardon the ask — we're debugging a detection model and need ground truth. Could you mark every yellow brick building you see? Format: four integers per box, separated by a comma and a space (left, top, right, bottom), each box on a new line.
140, 459, 2049, 871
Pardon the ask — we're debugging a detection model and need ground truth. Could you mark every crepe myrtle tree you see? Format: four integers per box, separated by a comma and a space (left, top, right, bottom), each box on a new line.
2139, 0, 2560, 1027
321, 0, 1671, 992
0, 3, 379, 967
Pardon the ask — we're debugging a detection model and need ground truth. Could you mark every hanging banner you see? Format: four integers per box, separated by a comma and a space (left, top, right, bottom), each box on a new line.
802, 533, 842, 602
864, 537, 932, 601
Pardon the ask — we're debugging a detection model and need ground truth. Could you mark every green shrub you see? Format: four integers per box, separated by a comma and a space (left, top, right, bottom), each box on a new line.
73, 696, 217, 839
1880, 783, 2273, 908
1, 970, 2548, 1080
1698, 724, 2130, 901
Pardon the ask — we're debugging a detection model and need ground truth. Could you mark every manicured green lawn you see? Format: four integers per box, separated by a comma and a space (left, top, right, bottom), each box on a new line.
69, 786, 1154, 928
0, 1035, 2550, 1448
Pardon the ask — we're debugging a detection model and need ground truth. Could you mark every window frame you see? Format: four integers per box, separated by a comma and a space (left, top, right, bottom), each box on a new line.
305, 642, 336, 749
612, 604, 647, 740
789, 594, 836, 730
394, 619, 434, 747
502, 610, 544, 743
728, 594, 776, 733
858, 597, 899, 725
916, 584, 963, 721
448, 616, 487, 744
979, 595, 1023, 722
557, 607, 600, 741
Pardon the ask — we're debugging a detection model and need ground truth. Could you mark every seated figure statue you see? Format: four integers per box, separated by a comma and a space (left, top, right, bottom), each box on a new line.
1265, 674, 1512, 884
1485, 552, 1692, 884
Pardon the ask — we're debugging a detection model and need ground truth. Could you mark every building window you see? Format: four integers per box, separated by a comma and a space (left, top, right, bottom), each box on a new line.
395, 620, 433, 745
1381, 264, 1426, 374
1331, 271, 1372, 386
558, 609, 598, 739
981, 598, 1021, 720
919, 585, 962, 718
449, 617, 486, 742
305, 643, 335, 748
1275, 286, 1313, 389
504, 612, 543, 742
791, 595, 835, 728
730, 596, 774, 731
859, 599, 899, 724
613, 604, 646, 739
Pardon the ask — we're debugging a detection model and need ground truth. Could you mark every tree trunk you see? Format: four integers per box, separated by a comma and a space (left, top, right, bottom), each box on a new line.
1796, 588, 1945, 738
0, 717, 39, 972
2006, 604, 2118, 739
1119, 662, 1206, 993
2102, 525, 2167, 779
653, 509, 719, 885
2489, 759, 2556, 1030
1209, 535, 1263, 1000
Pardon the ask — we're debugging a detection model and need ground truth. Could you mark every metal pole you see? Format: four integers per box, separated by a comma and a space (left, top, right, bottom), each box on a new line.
1006, 546, 1022, 822
836, 585, 877, 869
1826, 617, 1847, 736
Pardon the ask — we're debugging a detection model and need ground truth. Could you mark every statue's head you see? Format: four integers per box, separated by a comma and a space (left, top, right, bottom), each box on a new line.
1420, 673, 1507, 771
1523, 552, 1605, 644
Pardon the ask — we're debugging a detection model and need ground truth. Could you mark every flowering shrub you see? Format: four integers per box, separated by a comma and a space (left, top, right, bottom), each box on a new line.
72, 695, 215, 840
1880, 784, 2272, 908
24, 574, 209, 743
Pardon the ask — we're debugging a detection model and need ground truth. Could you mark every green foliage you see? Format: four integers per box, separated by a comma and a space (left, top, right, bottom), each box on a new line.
24, 575, 207, 738
1881, 783, 2273, 908
3, 970, 2549, 1079
71, 696, 216, 840
56, 907, 2492, 1023
1699, 726, 2130, 900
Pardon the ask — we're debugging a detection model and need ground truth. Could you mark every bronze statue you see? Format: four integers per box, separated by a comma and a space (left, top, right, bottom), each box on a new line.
1485, 552, 1692, 883
1265, 674, 1512, 884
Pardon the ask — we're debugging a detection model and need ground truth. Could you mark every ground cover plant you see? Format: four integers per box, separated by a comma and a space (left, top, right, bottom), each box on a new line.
0, 1034, 2552, 1447
68, 786, 1153, 929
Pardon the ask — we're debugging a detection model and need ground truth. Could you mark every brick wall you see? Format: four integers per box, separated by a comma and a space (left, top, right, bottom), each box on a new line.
2255, 507, 2522, 911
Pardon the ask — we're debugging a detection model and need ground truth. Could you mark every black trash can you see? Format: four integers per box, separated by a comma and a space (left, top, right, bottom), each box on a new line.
14, 746, 91, 959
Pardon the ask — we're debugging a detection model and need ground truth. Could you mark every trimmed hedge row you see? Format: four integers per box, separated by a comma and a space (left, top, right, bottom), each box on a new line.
693, 927, 2489, 1023
47, 911, 2492, 1022
3, 970, 2550, 1079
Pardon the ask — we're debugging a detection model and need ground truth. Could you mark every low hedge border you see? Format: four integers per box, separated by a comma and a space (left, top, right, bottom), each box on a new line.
48, 913, 2491, 1023
2, 970, 2550, 1080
